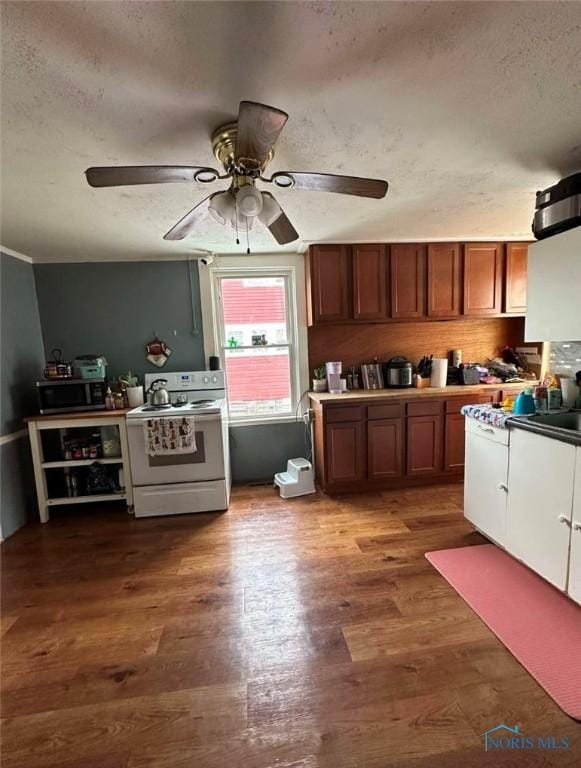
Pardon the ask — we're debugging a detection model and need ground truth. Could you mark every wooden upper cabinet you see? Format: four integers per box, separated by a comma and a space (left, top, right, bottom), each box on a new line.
308, 245, 350, 324
390, 244, 426, 319
352, 244, 388, 321
504, 243, 528, 314
463, 243, 503, 316
427, 243, 461, 318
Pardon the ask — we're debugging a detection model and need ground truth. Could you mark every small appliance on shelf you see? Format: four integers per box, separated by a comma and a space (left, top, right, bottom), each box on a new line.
73, 355, 107, 379
361, 362, 384, 390
383, 357, 413, 388
36, 378, 107, 414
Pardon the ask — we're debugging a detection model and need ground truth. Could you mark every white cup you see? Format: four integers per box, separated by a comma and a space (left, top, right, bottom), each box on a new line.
127, 386, 144, 407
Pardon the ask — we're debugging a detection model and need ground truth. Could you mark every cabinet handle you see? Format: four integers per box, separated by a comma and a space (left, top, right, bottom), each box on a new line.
573, 521, 581, 532
558, 514, 571, 526
498, 483, 508, 493
477, 425, 494, 434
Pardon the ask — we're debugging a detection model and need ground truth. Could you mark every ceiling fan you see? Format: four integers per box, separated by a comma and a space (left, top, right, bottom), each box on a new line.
85, 101, 389, 248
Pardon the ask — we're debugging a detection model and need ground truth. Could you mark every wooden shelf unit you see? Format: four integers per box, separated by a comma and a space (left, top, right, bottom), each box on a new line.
41, 457, 123, 469
27, 412, 134, 523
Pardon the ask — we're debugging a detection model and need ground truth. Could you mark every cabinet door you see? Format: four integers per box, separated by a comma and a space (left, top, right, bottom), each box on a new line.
464, 430, 508, 546
506, 429, 575, 591
444, 413, 466, 472
325, 421, 364, 485
352, 244, 388, 320
568, 448, 581, 604
390, 244, 426, 319
406, 414, 442, 476
504, 243, 528, 314
368, 418, 403, 480
463, 243, 503, 315
427, 243, 461, 318
309, 245, 350, 324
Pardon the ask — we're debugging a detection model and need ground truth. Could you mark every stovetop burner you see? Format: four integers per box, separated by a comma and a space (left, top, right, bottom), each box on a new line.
141, 404, 173, 412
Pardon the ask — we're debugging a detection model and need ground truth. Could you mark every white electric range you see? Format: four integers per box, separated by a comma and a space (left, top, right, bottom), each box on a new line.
126, 370, 230, 518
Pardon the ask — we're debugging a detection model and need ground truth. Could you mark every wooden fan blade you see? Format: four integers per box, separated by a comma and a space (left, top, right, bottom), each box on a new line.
271, 172, 389, 199
262, 193, 299, 245
85, 166, 219, 188
163, 195, 213, 240
236, 101, 288, 166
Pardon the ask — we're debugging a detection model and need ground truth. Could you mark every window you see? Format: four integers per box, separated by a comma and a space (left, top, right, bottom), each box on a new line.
201, 257, 308, 425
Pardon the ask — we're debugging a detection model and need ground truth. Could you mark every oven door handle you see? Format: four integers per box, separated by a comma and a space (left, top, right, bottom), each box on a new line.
126, 414, 221, 426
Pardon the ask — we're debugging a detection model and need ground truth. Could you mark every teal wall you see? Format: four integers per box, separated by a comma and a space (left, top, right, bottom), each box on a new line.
34, 259, 302, 484
1, 252, 45, 538
230, 422, 306, 483
35, 260, 204, 381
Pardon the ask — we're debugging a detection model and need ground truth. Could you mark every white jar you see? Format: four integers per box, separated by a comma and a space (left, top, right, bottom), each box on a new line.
127, 386, 144, 407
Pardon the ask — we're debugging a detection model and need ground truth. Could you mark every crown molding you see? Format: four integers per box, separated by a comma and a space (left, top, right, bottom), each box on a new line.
0, 245, 33, 264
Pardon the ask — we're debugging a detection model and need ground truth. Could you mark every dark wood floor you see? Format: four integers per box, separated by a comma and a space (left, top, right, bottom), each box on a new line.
1, 484, 579, 767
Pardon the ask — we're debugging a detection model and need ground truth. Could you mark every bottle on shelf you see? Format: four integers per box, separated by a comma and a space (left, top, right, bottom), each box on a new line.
105, 387, 115, 410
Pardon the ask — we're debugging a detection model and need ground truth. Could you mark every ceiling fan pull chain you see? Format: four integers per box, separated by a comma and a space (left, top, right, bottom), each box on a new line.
235, 206, 240, 246
245, 217, 251, 255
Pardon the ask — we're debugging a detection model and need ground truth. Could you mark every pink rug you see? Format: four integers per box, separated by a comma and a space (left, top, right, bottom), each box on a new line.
426, 544, 581, 720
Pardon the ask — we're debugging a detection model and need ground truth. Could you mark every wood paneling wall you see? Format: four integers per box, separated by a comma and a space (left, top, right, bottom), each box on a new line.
308, 316, 527, 371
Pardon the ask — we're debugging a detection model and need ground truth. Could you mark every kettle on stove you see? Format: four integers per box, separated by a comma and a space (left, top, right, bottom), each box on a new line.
147, 379, 170, 405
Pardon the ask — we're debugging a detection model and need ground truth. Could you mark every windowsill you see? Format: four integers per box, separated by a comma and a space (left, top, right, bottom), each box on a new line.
228, 415, 303, 428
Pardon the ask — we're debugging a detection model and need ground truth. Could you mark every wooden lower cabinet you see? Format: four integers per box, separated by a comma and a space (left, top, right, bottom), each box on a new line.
325, 421, 364, 485
368, 418, 403, 480
314, 391, 505, 493
444, 413, 466, 472
406, 414, 443, 476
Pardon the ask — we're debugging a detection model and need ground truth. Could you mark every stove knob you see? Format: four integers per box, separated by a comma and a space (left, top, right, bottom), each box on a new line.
212, 375, 218, 383
202, 376, 209, 384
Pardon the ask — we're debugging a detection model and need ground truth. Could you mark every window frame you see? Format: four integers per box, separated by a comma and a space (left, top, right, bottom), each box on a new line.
199, 255, 309, 426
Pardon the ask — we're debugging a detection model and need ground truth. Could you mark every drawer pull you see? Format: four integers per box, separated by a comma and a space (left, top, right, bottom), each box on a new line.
498, 483, 508, 493
558, 515, 571, 526
477, 425, 494, 434
572, 521, 581, 532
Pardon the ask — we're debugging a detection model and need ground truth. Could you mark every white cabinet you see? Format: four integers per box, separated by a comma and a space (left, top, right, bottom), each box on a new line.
506, 429, 576, 591
525, 227, 581, 342
464, 420, 509, 547
568, 449, 581, 604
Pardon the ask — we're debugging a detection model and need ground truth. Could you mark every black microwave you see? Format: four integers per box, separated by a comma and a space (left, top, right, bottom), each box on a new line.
36, 378, 107, 414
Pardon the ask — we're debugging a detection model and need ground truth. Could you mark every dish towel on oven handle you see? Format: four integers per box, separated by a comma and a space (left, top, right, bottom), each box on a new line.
144, 416, 197, 456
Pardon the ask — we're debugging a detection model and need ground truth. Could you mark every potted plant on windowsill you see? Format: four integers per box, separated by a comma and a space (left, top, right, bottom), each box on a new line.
312, 366, 327, 393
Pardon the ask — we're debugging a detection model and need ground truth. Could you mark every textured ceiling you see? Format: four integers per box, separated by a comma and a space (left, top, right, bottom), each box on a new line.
1, 1, 581, 262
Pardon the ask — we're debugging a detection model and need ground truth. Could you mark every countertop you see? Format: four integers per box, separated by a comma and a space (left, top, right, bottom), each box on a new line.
26, 409, 131, 423
510, 414, 581, 447
308, 382, 530, 404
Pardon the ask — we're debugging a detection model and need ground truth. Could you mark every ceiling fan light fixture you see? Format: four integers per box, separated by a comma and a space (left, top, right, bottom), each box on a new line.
193, 168, 219, 184
258, 192, 282, 227
208, 190, 235, 226
236, 184, 263, 218
271, 172, 295, 189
